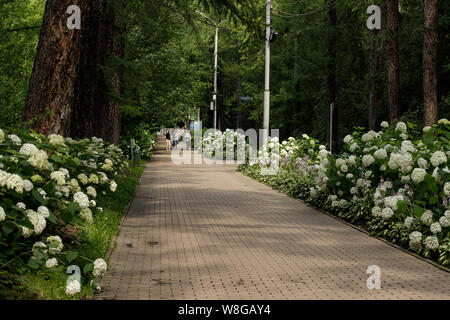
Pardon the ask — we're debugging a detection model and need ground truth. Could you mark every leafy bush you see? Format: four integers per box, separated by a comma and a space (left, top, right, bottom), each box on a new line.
239, 119, 450, 266
0, 128, 129, 296
119, 124, 157, 159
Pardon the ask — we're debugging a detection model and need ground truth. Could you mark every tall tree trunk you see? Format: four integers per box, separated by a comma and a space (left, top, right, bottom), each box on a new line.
326, 0, 337, 151
387, 0, 400, 123
22, 0, 86, 135
369, 2, 386, 130
70, 0, 123, 144
423, 0, 438, 126
22, 0, 122, 144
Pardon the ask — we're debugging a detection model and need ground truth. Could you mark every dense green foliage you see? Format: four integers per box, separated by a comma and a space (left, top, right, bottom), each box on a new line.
1, 0, 449, 140
239, 118, 450, 266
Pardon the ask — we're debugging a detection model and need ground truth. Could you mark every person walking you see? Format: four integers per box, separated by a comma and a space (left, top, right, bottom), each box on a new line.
184, 130, 191, 150
165, 130, 172, 151
173, 126, 180, 149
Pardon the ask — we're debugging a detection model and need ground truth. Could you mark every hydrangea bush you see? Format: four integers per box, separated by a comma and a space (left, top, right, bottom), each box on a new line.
0, 128, 129, 295
239, 119, 450, 266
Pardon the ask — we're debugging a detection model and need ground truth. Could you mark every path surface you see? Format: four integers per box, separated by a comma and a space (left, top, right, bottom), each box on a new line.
97, 136, 450, 300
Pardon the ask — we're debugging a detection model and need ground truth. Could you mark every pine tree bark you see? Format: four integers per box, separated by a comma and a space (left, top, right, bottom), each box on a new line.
326, 0, 337, 151
22, 0, 122, 144
369, 3, 386, 130
387, 0, 400, 123
423, 0, 438, 126
22, 0, 87, 136
70, 0, 123, 144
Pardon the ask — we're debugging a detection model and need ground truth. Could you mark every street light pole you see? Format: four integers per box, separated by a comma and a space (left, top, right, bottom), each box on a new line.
263, 0, 271, 145
214, 25, 219, 130
196, 10, 226, 131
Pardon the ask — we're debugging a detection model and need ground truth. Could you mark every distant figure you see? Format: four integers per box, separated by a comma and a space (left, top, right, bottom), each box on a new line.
165, 130, 171, 151
184, 130, 191, 150
173, 126, 180, 148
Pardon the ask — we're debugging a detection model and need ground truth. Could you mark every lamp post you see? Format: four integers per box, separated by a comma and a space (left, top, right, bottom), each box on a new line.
196, 10, 227, 130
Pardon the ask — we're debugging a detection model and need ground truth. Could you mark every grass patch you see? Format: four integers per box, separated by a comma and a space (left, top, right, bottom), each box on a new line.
2, 161, 146, 300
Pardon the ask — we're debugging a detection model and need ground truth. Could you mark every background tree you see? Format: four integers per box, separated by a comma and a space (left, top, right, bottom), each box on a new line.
423, 0, 438, 125
387, 0, 400, 123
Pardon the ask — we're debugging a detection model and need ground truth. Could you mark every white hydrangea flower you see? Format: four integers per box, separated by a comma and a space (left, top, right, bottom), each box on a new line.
77, 174, 89, 185
381, 207, 394, 219
445, 210, 450, 219
0, 206, 5, 222
16, 202, 26, 210
93, 258, 108, 278
50, 171, 66, 186
423, 126, 432, 133
86, 186, 97, 198
430, 222, 441, 234
395, 122, 407, 133
404, 217, 415, 228
32, 241, 48, 255
19, 143, 39, 156
23, 180, 33, 192
89, 174, 99, 184
381, 121, 389, 128
444, 182, 450, 196
45, 258, 58, 268
80, 208, 93, 223
65, 279, 81, 296
110, 181, 117, 192
420, 210, 433, 226
424, 236, 439, 250
343, 135, 353, 144
371, 206, 382, 217
26, 210, 46, 235
409, 231, 422, 251
48, 134, 66, 146
430, 151, 447, 167
90, 200, 96, 207
439, 216, 449, 227
6, 174, 24, 193
374, 149, 387, 160
73, 192, 90, 209
37, 206, 50, 218
411, 168, 427, 184
417, 158, 428, 169
0, 128, 4, 143
27, 150, 49, 170
46, 236, 64, 254
437, 118, 450, 125
8, 134, 22, 145
362, 155, 375, 167
349, 143, 359, 152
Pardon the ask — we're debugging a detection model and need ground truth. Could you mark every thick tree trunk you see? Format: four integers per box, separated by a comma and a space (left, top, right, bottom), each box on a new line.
70, 0, 122, 144
22, 0, 122, 144
22, 0, 87, 136
387, 0, 400, 123
423, 0, 438, 126
326, 0, 337, 151
369, 3, 386, 130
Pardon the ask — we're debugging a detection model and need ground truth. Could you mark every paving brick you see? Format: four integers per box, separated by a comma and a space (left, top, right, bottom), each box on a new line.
97, 136, 450, 300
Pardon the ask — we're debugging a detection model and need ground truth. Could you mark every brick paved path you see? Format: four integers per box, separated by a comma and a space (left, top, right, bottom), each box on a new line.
97, 136, 450, 300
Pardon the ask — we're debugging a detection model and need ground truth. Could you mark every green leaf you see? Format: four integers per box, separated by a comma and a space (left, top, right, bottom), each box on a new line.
412, 206, 425, 219
396, 200, 407, 215
429, 196, 438, 205
60, 210, 74, 224
83, 263, 94, 274
31, 189, 47, 205
2, 221, 16, 234
47, 212, 57, 224
66, 202, 79, 215
50, 154, 63, 163
66, 251, 78, 263
16, 219, 34, 229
